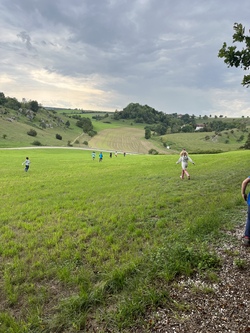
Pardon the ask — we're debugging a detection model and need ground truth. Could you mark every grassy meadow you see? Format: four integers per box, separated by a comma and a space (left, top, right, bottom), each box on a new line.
0, 148, 249, 332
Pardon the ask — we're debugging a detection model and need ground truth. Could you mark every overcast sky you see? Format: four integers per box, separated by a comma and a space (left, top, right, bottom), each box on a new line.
1, 0, 250, 117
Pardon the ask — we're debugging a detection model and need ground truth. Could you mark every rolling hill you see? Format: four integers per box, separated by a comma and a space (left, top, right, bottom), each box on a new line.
0, 104, 249, 154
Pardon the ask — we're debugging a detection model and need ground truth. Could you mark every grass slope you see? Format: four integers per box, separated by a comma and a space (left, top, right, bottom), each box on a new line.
0, 107, 86, 148
1, 106, 249, 153
0, 148, 249, 332
160, 130, 247, 153
88, 127, 167, 154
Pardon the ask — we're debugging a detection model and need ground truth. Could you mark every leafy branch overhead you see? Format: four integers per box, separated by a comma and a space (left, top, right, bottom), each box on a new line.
218, 23, 250, 87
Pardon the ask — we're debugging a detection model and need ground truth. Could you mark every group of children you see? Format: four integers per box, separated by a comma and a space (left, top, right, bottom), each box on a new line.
92, 151, 126, 162
91, 151, 104, 162
21, 149, 250, 247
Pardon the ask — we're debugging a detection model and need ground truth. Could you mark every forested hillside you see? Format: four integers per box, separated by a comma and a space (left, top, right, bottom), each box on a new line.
114, 102, 249, 135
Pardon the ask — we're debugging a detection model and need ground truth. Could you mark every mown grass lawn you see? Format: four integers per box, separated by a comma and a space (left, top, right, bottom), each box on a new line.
0, 148, 249, 332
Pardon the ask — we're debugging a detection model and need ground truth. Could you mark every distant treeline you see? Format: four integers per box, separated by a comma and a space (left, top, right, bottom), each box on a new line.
114, 103, 248, 135
0, 92, 40, 112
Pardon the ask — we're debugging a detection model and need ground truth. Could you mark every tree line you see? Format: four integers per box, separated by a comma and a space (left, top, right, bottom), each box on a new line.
113, 102, 247, 137
0, 92, 39, 112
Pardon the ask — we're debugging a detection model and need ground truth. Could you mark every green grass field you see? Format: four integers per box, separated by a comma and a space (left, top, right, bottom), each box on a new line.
160, 129, 247, 153
0, 148, 249, 332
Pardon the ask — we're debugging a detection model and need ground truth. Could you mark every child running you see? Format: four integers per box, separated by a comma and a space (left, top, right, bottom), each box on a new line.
176, 150, 195, 180
22, 157, 31, 172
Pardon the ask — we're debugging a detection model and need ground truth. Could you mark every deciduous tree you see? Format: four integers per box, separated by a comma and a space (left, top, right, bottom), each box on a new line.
218, 23, 250, 87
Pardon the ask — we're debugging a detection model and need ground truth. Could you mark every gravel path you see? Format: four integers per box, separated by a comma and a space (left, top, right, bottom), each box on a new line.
147, 223, 250, 333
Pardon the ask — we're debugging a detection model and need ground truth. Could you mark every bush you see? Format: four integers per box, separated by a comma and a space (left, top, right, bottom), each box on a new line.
237, 135, 244, 142
32, 140, 42, 146
67, 141, 73, 147
27, 129, 37, 137
88, 130, 97, 137
191, 150, 223, 154
148, 149, 159, 155
83, 141, 88, 145
56, 134, 62, 140
40, 122, 47, 129
3, 134, 7, 139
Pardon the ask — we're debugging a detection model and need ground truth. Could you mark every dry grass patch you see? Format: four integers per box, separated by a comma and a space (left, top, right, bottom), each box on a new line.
88, 127, 167, 154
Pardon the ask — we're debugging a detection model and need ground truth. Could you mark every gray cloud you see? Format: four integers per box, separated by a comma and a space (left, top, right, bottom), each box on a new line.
0, 0, 250, 116
17, 31, 34, 51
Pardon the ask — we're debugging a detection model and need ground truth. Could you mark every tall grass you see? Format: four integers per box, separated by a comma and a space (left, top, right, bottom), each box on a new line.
0, 148, 249, 332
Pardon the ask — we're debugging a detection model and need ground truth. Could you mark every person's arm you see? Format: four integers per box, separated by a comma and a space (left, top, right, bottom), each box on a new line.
188, 156, 195, 165
176, 157, 181, 164
241, 177, 250, 201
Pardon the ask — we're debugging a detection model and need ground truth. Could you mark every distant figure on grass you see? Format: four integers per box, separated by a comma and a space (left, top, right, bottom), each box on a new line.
99, 152, 103, 162
176, 150, 195, 180
241, 176, 250, 246
92, 151, 96, 160
115, 151, 118, 157
123, 152, 126, 157
22, 157, 30, 172
110, 152, 112, 158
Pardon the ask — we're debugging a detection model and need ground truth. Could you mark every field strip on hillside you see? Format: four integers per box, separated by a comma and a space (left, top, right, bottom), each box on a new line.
88, 127, 167, 154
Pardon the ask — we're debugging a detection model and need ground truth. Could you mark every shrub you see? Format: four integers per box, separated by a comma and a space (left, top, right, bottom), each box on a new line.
83, 141, 88, 145
40, 122, 47, 129
32, 140, 42, 146
3, 134, 7, 139
243, 133, 250, 149
67, 141, 73, 147
88, 130, 97, 137
27, 129, 37, 137
237, 135, 244, 142
145, 128, 151, 139
148, 149, 159, 155
56, 134, 62, 140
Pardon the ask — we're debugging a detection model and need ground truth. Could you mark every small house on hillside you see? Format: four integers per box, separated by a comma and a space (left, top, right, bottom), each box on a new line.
195, 124, 204, 131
